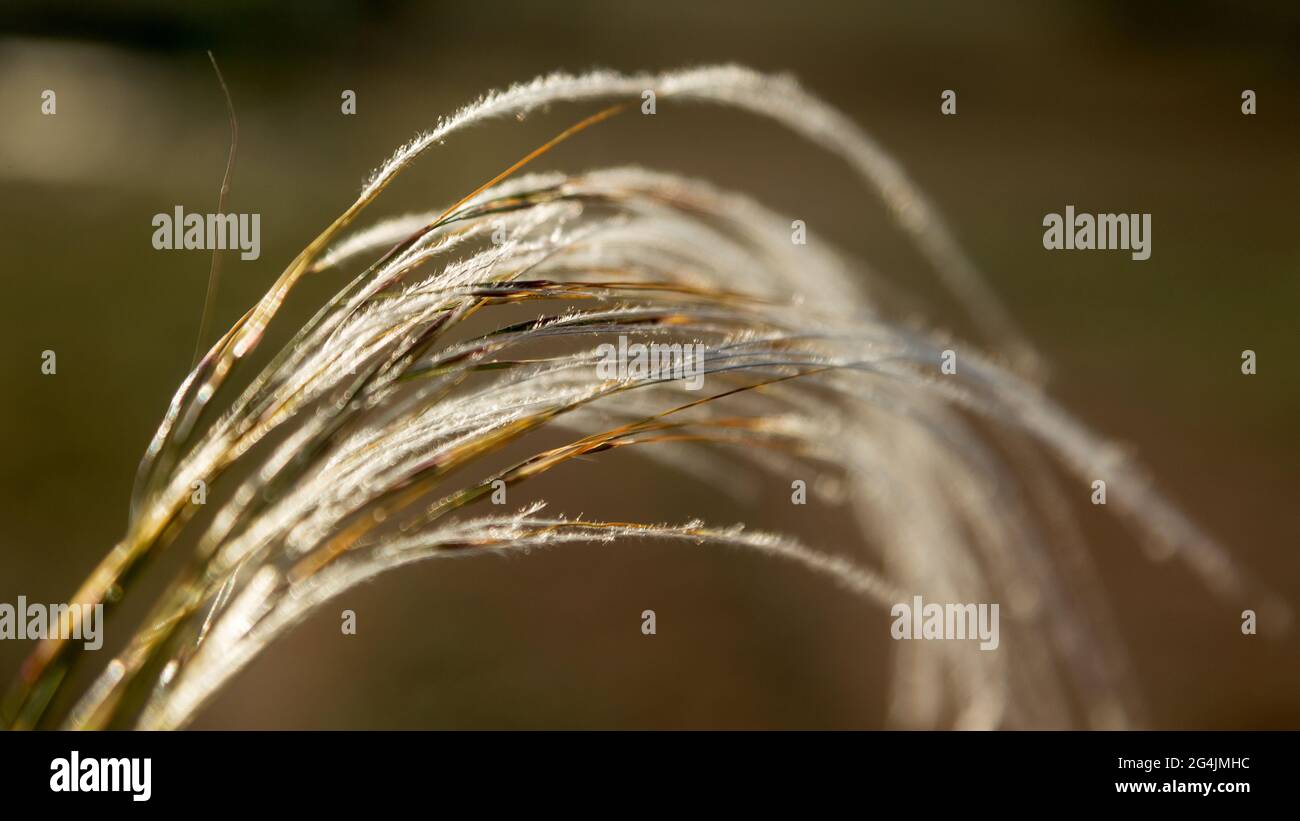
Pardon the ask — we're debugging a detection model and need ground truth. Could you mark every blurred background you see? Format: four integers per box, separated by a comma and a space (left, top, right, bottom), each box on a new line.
1, 0, 1297, 728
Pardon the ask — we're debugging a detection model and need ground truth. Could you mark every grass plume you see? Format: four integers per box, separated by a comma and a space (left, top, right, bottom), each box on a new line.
3, 65, 1284, 730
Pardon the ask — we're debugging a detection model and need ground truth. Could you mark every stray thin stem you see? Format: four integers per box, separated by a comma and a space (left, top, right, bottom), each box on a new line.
192, 50, 238, 368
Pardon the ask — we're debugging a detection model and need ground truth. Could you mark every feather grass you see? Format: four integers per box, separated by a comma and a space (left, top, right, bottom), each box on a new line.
3, 66, 1285, 730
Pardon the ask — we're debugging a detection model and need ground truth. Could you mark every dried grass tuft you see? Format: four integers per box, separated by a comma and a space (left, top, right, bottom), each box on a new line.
4, 67, 1283, 730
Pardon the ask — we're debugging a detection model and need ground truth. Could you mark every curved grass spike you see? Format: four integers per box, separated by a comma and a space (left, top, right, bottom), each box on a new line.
6, 67, 1286, 731
3, 101, 629, 729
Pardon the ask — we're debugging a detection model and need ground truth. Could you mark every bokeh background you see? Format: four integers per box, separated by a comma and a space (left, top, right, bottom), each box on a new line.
1, 0, 1297, 728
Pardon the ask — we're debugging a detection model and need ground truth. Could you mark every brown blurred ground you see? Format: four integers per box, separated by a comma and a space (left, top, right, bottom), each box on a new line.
0, 0, 1297, 728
